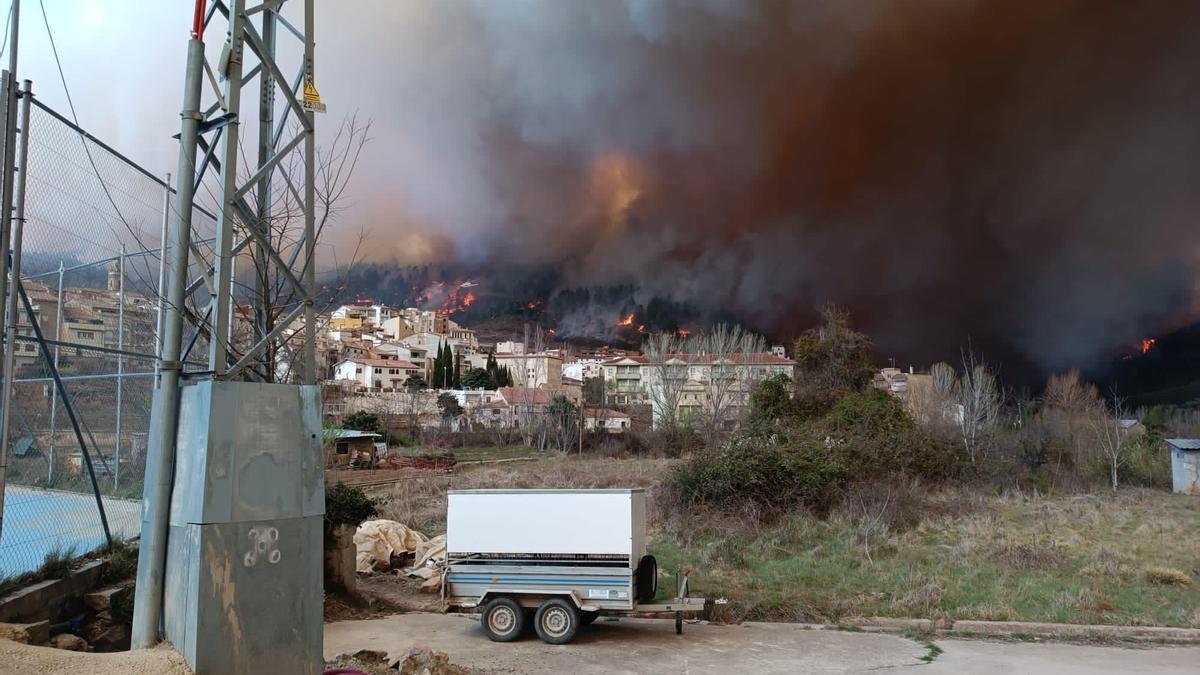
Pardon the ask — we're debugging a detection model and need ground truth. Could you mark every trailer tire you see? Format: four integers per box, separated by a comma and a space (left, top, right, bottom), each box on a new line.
635, 555, 658, 603
534, 598, 580, 644
481, 597, 525, 642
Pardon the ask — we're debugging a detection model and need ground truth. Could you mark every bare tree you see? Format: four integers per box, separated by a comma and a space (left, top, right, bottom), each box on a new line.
955, 347, 1000, 464
694, 323, 766, 439
511, 324, 547, 448
1042, 369, 1102, 480
184, 115, 373, 383
1088, 392, 1130, 491
642, 331, 692, 431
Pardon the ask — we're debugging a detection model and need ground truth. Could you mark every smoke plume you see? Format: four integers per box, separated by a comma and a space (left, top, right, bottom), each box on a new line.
319, 1, 1200, 377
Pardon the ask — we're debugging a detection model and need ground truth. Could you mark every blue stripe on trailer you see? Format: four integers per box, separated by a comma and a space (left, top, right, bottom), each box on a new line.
448, 576, 627, 585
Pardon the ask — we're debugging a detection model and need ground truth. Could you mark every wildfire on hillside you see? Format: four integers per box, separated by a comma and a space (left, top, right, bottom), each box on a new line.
1141, 337, 1157, 355
415, 280, 479, 316
613, 312, 647, 333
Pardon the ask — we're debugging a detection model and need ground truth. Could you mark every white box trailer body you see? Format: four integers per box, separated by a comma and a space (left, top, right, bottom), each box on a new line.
447, 489, 646, 560
444, 489, 702, 644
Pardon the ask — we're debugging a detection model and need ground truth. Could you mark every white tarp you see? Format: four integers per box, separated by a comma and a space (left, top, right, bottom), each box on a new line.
354, 520, 427, 573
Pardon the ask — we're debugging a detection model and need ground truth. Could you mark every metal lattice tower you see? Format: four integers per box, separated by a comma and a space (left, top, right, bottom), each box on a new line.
132, 0, 323, 659
195, 0, 319, 381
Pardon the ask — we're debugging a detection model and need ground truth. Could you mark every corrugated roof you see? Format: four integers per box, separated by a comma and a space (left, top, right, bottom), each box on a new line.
329, 429, 382, 439
1165, 438, 1200, 450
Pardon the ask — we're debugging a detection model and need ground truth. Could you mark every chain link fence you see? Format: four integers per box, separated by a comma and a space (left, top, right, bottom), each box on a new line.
1, 95, 216, 577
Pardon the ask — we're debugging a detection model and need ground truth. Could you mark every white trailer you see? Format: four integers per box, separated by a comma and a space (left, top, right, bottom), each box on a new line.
444, 489, 704, 644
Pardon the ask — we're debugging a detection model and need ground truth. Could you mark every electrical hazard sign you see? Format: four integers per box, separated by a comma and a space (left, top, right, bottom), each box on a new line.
302, 79, 326, 113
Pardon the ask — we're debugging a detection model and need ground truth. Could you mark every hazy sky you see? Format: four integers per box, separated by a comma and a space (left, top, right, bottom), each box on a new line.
15, 1, 1200, 377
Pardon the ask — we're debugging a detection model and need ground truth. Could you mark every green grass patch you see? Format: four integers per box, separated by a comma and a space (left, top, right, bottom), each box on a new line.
650, 489, 1200, 627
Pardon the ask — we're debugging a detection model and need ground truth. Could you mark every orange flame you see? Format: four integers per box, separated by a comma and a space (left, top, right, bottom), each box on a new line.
1141, 338, 1156, 355
616, 313, 635, 327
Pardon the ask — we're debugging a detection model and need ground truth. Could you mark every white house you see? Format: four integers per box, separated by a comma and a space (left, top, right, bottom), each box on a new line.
333, 357, 421, 390
564, 358, 605, 381
601, 352, 795, 426
584, 408, 631, 434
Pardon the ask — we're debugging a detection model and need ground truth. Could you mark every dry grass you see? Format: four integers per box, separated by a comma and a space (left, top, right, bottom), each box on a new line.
1144, 566, 1193, 587
367, 456, 1200, 628
372, 456, 680, 535
656, 485, 1200, 627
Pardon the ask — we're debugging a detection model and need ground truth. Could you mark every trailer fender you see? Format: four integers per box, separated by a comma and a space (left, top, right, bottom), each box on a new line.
476, 589, 590, 610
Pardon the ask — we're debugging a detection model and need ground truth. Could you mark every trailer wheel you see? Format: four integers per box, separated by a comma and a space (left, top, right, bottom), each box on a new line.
580, 610, 600, 626
534, 598, 580, 644
481, 597, 525, 642
635, 555, 658, 603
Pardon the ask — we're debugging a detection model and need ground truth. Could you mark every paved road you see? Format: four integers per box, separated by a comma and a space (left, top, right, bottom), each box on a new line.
325, 614, 1200, 674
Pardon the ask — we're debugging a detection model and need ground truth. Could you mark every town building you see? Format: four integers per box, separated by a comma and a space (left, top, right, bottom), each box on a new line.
333, 357, 422, 390
584, 408, 631, 434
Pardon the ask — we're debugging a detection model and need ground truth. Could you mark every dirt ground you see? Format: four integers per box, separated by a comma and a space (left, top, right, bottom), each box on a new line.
324, 613, 1200, 675
0, 640, 189, 675
325, 574, 443, 623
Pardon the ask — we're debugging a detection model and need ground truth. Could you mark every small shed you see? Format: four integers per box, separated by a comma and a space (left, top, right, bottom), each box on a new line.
326, 429, 383, 468
1165, 439, 1200, 495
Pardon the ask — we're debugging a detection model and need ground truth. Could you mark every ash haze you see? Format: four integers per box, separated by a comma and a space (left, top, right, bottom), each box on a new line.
18, 1, 1200, 380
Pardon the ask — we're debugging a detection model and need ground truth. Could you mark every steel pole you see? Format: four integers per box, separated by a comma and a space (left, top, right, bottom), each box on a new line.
48, 260, 63, 481
154, 173, 170, 377
114, 245, 125, 489
131, 37, 202, 650
0, 78, 31, 538
302, 0, 316, 384
255, 5, 276, 380
0, 1, 19, 369
208, 0, 246, 375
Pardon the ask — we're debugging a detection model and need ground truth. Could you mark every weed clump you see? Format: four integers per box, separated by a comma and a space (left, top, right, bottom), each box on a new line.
1144, 566, 1192, 587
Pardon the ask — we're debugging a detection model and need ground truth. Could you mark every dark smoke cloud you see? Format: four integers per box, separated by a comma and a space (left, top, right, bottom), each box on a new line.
56, 1, 1190, 382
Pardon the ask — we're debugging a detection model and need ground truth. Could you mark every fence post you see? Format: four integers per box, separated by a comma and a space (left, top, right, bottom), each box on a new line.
0, 69, 14, 394
17, 279, 111, 546
154, 173, 171, 377
49, 260, 64, 482
0, 79, 32, 538
115, 245, 125, 489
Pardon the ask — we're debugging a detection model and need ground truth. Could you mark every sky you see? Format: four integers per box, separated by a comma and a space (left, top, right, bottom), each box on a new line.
12, 1, 1200, 380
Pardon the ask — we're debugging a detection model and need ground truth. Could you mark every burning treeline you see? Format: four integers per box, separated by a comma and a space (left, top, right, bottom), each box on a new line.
329, 1, 1200, 384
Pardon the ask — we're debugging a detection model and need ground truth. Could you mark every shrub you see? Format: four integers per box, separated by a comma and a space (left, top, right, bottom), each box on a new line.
1119, 436, 1172, 489
341, 411, 380, 434
325, 482, 378, 541
672, 388, 960, 514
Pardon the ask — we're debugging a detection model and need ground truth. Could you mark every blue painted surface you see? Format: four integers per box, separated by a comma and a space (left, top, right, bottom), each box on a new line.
448, 575, 627, 585
0, 486, 141, 577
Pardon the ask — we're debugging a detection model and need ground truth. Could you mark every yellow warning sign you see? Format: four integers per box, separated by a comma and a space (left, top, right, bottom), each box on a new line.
302, 79, 326, 113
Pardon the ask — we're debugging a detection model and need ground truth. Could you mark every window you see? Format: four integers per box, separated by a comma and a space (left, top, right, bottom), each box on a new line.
77, 330, 95, 339
355, 367, 363, 374
373, 380, 381, 388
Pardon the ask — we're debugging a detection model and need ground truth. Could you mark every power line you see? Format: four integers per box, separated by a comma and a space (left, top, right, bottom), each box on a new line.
37, 0, 160, 292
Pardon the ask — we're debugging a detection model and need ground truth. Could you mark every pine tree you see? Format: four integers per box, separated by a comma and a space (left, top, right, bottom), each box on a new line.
432, 341, 446, 388
452, 351, 462, 388
485, 352, 498, 388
